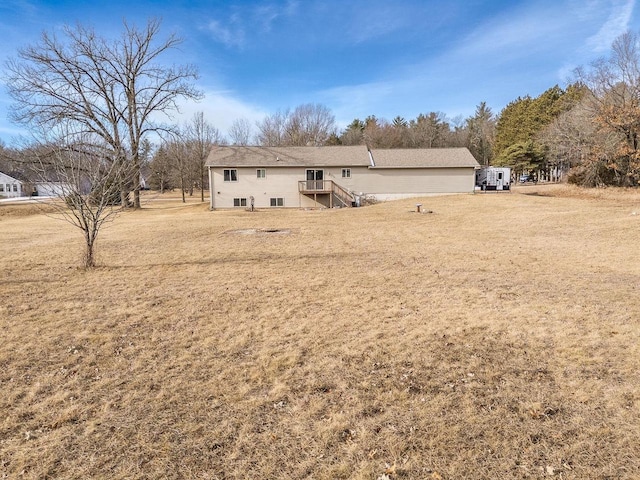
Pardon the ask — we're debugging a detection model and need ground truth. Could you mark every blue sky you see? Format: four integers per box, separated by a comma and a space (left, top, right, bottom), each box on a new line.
0, 0, 637, 144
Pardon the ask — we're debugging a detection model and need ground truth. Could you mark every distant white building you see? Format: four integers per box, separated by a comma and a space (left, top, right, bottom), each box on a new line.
33, 181, 69, 197
0, 171, 27, 198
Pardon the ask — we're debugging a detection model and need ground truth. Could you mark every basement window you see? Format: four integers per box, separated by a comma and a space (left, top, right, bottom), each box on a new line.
233, 198, 247, 207
224, 169, 238, 182
342, 168, 351, 178
270, 197, 284, 207
256, 168, 266, 178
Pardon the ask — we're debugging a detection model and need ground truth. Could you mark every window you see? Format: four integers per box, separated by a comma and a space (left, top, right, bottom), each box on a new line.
342, 168, 351, 178
224, 169, 238, 182
256, 168, 266, 178
0, 184, 4, 192
233, 198, 247, 207
270, 197, 284, 207
12, 184, 18, 192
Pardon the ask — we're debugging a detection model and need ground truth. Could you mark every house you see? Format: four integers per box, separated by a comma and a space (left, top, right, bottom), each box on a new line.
0, 171, 29, 198
205, 146, 480, 209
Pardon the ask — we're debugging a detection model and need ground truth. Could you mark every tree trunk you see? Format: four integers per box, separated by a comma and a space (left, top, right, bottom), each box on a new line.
120, 190, 129, 208
201, 166, 205, 202
84, 233, 96, 268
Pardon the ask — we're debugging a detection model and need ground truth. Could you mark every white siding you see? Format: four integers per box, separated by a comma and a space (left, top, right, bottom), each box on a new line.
0, 172, 23, 198
34, 182, 69, 197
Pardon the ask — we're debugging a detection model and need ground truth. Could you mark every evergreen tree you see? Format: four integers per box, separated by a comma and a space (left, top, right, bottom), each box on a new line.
466, 102, 495, 166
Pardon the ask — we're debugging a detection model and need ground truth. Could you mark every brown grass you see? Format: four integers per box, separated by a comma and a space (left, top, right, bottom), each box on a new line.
1, 184, 639, 479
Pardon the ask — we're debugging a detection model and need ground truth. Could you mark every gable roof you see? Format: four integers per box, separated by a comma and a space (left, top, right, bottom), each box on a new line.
0, 171, 26, 182
206, 145, 371, 168
205, 146, 480, 169
370, 148, 480, 169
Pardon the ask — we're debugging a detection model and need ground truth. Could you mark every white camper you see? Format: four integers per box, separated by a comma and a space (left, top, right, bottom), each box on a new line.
476, 167, 511, 191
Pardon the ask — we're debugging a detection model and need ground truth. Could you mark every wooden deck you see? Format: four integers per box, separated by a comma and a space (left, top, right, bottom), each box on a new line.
298, 180, 355, 207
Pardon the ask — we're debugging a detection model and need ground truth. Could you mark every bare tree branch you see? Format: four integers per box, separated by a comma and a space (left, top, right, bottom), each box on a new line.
5, 18, 203, 208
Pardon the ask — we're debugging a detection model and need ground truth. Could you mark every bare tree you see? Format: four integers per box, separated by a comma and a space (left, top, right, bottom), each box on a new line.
148, 144, 174, 193
5, 18, 202, 208
256, 110, 288, 146
285, 103, 336, 146
17, 133, 130, 268
539, 95, 616, 185
162, 131, 190, 203
409, 112, 450, 148
574, 31, 640, 185
228, 118, 253, 145
185, 112, 221, 202
256, 104, 336, 146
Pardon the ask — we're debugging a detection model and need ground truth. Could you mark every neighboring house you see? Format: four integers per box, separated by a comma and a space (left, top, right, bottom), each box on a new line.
0, 171, 29, 198
33, 181, 70, 197
205, 146, 480, 209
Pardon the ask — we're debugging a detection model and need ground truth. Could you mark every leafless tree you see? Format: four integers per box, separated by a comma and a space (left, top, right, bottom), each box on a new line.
284, 103, 336, 146
256, 110, 288, 146
256, 104, 336, 146
409, 112, 449, 148
185, 112, 221, 202
574, 31, 640, 185
5, 18, 202, 208
162, 130, 191, 203
17, 132, 130, 268
148, 144, 174, 193
539, 95, 618, 185
228, 118, 253, 145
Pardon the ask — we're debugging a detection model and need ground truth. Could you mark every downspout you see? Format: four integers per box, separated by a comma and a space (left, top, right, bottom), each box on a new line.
208, 166, 215, 210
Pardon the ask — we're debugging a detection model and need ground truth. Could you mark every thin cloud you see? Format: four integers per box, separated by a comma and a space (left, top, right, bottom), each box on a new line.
206, 19, 245, 48
586, 0, 635, 52
255, 1, 298, 33
204, 1, 299, 49
454, 3, 573, 60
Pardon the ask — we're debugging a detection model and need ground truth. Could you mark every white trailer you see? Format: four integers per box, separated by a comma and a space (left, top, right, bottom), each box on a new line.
475, 167, 511, 191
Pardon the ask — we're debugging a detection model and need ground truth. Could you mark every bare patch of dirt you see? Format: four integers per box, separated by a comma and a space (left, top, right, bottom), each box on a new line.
225, 227, 294, 235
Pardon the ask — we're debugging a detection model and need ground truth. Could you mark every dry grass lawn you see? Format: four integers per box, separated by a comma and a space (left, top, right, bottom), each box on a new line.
1, 184, 640, 479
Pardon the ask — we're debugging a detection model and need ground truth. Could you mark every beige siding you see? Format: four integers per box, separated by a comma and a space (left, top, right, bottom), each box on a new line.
210, 166, 359, 209
209, 165, 475, 209
357, 168, 476, 196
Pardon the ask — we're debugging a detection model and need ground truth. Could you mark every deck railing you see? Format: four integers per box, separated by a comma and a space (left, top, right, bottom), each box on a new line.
298, 180, 332, 192
298, 180, 355, 207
